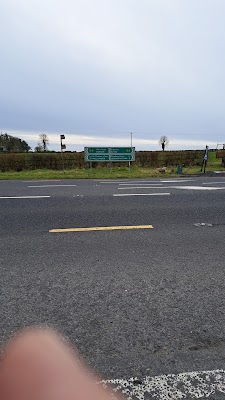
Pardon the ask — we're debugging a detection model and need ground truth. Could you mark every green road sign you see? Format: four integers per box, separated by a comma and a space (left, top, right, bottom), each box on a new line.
87, 147, 109, 154
84, 147, 135, 162
87, 154, 110, 161
110, 147, 132, 154
110, 154, 134, 161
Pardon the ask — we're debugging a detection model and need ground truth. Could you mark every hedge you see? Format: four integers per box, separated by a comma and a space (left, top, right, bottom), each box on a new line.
0, 151, 204, 172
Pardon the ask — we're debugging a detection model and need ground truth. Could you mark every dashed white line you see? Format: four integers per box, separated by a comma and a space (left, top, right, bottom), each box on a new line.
202, 181, 225, 185
100, 181, 162, 184
101, 369, 225, 400
99, 181, 130, 184
113, 193, 170, 196
0, 196, 51, 199
23, 180, 61, 182
173, 185, 225, 190
28, 184, 77, 187
119, 183, 163, 186
160, 179, 194, 182
118, 185, 225, 191
118, 186, 171, 190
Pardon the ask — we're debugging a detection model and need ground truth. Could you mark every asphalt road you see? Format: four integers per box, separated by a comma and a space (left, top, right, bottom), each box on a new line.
1, 176, 225, 398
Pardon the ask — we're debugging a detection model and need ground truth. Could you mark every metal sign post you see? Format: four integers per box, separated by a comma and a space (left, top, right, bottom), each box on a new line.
60, 134, 66, 171
200, 145, 208, 173
129, 132, 133, 172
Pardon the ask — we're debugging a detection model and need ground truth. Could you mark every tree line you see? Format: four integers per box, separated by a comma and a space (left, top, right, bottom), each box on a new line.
1, 132, 169, 153
0, 133, 50, 153
0, 132, 31, 152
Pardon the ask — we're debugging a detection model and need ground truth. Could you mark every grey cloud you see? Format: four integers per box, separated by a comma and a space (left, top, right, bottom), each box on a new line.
1, 0, 225, 148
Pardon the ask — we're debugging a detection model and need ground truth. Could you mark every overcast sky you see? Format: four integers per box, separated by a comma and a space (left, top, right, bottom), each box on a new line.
1, 0, 225, 151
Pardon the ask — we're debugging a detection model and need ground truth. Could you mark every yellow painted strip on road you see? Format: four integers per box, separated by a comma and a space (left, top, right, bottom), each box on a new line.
49, 225, 153, 233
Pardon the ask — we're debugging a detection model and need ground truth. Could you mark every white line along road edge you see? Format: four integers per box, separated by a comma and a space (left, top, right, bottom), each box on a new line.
100, 369, 225, 400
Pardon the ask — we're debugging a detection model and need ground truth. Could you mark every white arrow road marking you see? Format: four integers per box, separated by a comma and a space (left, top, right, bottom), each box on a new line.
100, 369, 225, 400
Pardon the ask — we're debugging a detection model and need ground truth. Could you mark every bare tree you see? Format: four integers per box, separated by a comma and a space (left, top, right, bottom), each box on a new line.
159, 135, 169, 151
37, 134, 49, 151
34, 145, 43, 152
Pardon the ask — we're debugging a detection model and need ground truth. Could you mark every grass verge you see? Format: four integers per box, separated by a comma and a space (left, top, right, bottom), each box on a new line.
0, 163, 224, 180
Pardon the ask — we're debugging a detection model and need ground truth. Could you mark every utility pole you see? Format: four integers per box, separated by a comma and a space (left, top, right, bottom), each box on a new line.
60, 134, 66, 172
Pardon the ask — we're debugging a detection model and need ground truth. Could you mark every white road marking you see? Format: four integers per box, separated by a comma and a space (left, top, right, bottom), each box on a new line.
23, 180, 61, 182
113, 193, 170, 196
119, 183, 163, 186
194, 222, 213, 227
118, 186, 171, 190
100, 180, 194, 185
160, 179, 194, 183
174, 186, 225, 190
202, 181, 225, 185
118, 185, 225, 191
100, 181, 161, 184
101, 369, 225, 400
99, 181, 134, 184
28, 184, 77, 187
0, 196, 51, 199
99, 180, 126, 184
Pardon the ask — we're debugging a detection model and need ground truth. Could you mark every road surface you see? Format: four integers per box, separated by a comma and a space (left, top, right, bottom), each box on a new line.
1, 176, 225, 399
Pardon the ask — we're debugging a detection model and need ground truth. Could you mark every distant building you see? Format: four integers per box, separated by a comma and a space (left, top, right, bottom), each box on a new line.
0, 146, 7, 152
